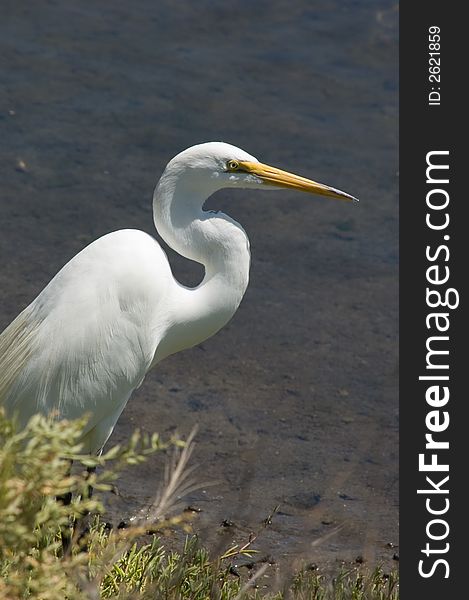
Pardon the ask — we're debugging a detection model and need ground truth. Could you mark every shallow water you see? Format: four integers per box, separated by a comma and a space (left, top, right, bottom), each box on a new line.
0, 0, 398, 571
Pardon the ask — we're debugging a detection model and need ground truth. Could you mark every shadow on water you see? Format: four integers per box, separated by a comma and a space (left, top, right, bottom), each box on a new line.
0, 0, 398, 571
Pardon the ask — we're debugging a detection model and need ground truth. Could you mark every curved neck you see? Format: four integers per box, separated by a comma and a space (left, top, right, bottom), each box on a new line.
152, 168, 251, 360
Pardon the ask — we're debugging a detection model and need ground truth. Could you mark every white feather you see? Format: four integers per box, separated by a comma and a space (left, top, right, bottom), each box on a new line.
1, 141, 353, 454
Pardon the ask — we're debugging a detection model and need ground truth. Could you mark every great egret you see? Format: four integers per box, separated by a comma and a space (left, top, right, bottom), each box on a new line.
0, 142, 357, 454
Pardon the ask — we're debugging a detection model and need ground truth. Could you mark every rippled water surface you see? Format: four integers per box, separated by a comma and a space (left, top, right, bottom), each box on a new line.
0, 0, 398, 570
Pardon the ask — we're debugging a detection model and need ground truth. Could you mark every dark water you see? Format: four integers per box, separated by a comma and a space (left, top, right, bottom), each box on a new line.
0, 0, 398, 571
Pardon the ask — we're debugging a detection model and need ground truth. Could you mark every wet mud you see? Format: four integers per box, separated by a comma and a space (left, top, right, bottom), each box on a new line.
0, 0, 398, 571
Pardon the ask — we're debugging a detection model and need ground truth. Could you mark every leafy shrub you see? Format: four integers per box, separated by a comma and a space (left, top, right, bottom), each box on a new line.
0, 411, 399, 599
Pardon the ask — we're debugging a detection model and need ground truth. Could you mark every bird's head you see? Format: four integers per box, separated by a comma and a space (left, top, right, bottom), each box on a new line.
166, 141, 358, 202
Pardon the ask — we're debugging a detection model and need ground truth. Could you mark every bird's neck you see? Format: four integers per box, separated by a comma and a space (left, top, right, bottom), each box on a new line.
152, 170, 251, 360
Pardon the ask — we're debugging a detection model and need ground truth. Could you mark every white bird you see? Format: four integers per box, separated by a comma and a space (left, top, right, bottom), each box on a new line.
0, 142, 357, 454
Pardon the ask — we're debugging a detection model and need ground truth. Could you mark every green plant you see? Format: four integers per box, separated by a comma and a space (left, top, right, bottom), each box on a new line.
0, 411, 399, 599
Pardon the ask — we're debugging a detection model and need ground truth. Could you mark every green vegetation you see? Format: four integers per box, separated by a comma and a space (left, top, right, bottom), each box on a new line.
0, 411, 399, 599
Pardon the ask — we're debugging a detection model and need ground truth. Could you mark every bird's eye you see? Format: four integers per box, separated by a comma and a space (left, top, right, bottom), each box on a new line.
226, 160, 240, 171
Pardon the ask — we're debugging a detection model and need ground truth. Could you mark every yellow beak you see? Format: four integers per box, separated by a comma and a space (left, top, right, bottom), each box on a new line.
238, 161, 358, 202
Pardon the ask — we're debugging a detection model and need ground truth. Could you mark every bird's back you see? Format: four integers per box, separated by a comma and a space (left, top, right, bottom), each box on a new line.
0, 229, 173, 452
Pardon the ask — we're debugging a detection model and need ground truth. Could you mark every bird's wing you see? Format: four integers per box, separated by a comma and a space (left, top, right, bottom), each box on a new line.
0, 229, 174, 446
0, 305, 42, 410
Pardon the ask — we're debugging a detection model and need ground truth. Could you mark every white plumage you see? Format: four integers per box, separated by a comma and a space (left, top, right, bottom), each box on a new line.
0, 142, 356, 453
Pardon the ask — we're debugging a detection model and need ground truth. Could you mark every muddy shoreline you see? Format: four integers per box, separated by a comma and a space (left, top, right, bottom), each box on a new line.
1, 0, 398, 571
